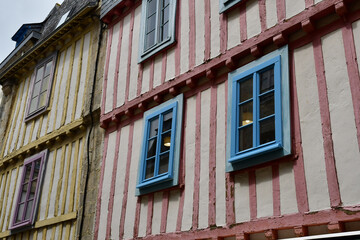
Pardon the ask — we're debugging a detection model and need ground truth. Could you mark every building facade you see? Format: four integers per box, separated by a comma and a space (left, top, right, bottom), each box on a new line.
0, 0, 104, 239
95, 0, 360, 239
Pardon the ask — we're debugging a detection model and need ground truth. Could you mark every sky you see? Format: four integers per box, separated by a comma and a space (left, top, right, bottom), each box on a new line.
0, 0, 63, 63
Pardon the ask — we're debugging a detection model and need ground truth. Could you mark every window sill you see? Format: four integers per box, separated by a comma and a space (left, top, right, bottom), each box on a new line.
137, 174, 173, 189
229, 142, 282, 164
24, 107, 50, 123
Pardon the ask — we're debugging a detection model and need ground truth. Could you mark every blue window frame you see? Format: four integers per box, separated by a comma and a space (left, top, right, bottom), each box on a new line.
227, 46, 291, 171
219, 0, 242, 13
138, 0, 177, 63
136, 94, 183, 195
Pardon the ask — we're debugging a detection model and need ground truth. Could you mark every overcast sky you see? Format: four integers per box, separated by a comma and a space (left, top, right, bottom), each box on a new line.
0, 0, 63, 63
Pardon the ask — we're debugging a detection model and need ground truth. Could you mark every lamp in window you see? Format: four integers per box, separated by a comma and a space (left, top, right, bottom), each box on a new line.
242, 111, 253, 126
163, 136, 171, 147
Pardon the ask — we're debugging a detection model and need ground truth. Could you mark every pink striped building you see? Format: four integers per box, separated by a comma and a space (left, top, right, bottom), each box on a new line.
96, 0, 360, 239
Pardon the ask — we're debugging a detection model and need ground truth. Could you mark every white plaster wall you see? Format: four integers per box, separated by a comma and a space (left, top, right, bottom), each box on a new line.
314, 0, 324, 4
266, 0, 278, 28
180, 0, 189, 74
111, 125, 129, 239
0, 168, 17, 231
128, 6, 142, 101
256, 167, 273, 218
138, 195, 148, 238
98, 131, 117, 239
198, 89, 211, 229
106, 21, 120, 114
16, 78, 30, 150
73, 138, 84, 211
216, 82, 226, 226
246, 0, 261, 39
166, 48, 176, 81
141, 61, 151, 94
64, 142, 76, 213
322, 29, 360, 206
279, 162, 298, 214
210, 0, 221, 59
152, 192, 163, 234
353, 20, 360, 82
57, 144, 70, 216
181, 95, 196, 231
116, 15, 130, 108
234, 172, 250, 223
23, 119, 32, 146
31, 118, 40, 142
48, 147, 63, 218
227, 9, 241, 50
39, 115, 48, 138
123, 119, 143, 239
195, 0, 206, 67
153, 55, 162, 88
286, 0, 305, 19
166, 189, 180, 232
294, 44, 330, 211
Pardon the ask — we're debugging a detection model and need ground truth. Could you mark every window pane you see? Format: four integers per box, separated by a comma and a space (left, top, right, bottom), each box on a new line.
35, 67, 44, 83
147, 139, 157, 158
259, 92, 274, 119
145, 158, 155, 179
39, 91, 48, 108
163, 0, 170, 7
161, 22, 169, 41
25, 200, 34, 220
24, 165, 31, 183
20, 183, 28, 202
238, 125, 252, 151
147, 14, 156, 33
44, 61, 52, 77
260, 117, 275, 144
159, 152, 169, 174
162, 5, 169, 24
260, 68, 274, 94
147, 0, 157, 16
32, 81, 42, 98
16, 203, 25, 222
239, 101, 253, 127
149, 117, 159, 138
32, 160, 41, 179
29, 97, 39, 114
161, 132, 171, 152
146, 30, 156, 50
41, 75, 50, 93
162, 111, 172, 132
240, 78, 253, 102
29, 180, 37, 200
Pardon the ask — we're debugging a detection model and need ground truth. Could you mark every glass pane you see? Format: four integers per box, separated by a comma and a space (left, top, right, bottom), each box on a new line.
161, 22, 169, 41
20, 183, 28, 202
239, 101, 253, 126
162, 5, 169, 23
260, 117, 275, 144
240, 78, 253, 102
25, 200, 34, 220
147, 14, 156, 33
35, 67, 44, 83
147, 138, 157, 158
149, 117, 159, 138
260, 68, 274, 94
32, 81, 42, 98
159, 153, 169, 174
145, 158, 155, 179
44, 61, 52, 77
161, 132, 171, 152
32, 160, 41, 179
259, 92, 274, 119
29, 180, 37, 200
39, 91, 48, 108
29, 97, 38, 114
146, 30, 156, 50
162, 111, 172, 132
147, 0, 157, 16
41, 75, 50, 93
238, 125, 252, 152
24, 165, 32, 183
16, 203, 25, 222
163, 0, 170, 7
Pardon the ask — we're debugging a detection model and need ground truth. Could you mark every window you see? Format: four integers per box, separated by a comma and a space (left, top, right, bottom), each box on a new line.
11, 150, 48, 230
138, 0, 177, 62
25, 53, 57, 121
219, 0, 242, 13
226, 46, 291, 171
136, 94, 183, 195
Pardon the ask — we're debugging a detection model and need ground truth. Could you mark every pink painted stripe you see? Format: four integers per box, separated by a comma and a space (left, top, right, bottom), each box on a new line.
161, 52, 167, 84
272, 165, 281, 216
276, 0, 286, 22
192, 91, 202, 230
204, 0, 211, 61
124, 9, 135, 103
312, 38, 341, 207
208, 85, 217, 226
105, 127, 122, 239
137, 64, 144, 96
249, 170, 257, 220
305, 0, 314, 8
149, 59, 155, 90
101, 27, 113, 115
133, 197, 141, 238
119, 123, 134, 239
175, 0, 181, 77
342, 24, 360, 150
160, 191, 169, 233
189, 0, 196, 69
225, 79, 235, 225
94, 131, 110, 239
113, 20, 124, 110
259, 0, 267, 32
240, 4, 247, 42
220, 14, 227, 54
289, 49, 309, 213
147, 194, 154, 236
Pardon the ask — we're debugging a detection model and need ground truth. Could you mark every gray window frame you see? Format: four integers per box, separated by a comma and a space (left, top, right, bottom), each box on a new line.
219, 0, 242, 13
